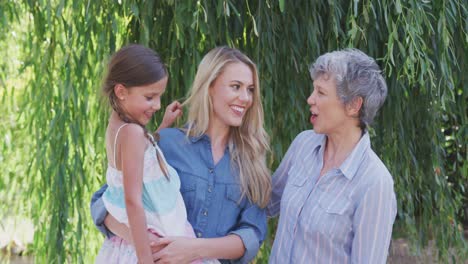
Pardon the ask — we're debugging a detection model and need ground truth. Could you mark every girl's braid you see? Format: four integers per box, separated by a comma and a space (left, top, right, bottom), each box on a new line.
110, 94, 169, 180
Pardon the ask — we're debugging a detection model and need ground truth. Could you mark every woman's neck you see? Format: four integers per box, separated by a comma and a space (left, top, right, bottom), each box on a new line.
323, 125, 362, 171
206, 121, 230, 164
206, 121, 230, 148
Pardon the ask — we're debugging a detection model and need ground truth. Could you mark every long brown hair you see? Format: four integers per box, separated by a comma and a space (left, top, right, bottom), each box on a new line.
184, 47, 271, 208
102, 44, 169, 178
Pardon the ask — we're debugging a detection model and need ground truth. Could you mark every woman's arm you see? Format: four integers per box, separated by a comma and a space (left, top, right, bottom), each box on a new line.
120, 125, 153, 263
90, 185, 160, 246
90, 184, 114, 238
152, 201, 267, 264
195, 234, 244, 259
103, 214, 132, 242
351, 175, 397, 263
152, 234, 244, 263
105, 213, 166, 254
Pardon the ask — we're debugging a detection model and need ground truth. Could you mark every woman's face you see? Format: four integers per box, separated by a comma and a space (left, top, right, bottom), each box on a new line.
209, 62, 254, 130
307, 74, 350, 135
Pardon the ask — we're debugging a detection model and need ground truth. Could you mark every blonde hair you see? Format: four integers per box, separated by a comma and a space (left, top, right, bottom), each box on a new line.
184, 46, 271, 208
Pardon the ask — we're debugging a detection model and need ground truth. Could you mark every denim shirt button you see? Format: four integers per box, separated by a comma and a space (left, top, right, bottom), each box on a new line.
207, 186, 212, 193
197, 232, 202, 237
209, 168, 214, 173
203, 210, 208, 216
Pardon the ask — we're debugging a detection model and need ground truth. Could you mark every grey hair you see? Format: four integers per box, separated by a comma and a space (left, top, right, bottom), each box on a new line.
309, 49, 388, 130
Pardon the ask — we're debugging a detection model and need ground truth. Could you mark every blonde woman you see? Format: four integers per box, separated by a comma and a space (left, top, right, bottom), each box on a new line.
91, 46, 271, 263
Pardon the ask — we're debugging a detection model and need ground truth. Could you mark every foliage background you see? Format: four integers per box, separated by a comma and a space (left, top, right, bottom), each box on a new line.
1, 0, 467, 262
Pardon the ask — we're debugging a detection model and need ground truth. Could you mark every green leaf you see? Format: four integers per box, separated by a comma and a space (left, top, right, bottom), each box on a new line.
279, 0, 285, 12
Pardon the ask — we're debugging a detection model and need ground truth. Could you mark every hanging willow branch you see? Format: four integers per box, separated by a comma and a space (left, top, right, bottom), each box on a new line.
1, 0, 467, 262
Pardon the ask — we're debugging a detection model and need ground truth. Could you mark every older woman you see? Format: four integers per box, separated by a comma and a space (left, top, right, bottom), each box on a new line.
268, 49, 397, 263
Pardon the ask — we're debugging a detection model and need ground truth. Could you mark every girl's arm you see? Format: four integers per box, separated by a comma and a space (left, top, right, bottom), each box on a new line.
105, 213, 167, 253
156, 101, 182, 132
120, 124, 153, 263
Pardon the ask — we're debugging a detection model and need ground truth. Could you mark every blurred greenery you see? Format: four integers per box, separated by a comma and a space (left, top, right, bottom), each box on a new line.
1, 0, 467, 262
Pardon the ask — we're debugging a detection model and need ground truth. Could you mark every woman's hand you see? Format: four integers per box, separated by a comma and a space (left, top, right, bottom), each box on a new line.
148, 231, 166, 254
151, 236, 199, 264
158, 101, 183, 131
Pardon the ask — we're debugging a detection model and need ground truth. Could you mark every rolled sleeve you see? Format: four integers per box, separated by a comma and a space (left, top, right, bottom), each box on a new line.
229, 228, 259, 264
90, 184, 115, 238
228, 204, 267, 264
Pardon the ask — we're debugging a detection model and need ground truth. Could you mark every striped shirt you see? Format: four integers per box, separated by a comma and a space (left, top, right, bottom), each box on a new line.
267, 130, 397, 264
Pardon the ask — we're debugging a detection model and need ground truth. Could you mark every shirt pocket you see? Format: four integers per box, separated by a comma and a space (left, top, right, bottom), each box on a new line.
216, 184, 242, 235
282, 165, 308, 200
290, 174, 307, 187
314, 187, 353, 238
288, 163, 308, 187
180, 182, 196, 211
317, 188, 351, 215
281, 166, 308, 213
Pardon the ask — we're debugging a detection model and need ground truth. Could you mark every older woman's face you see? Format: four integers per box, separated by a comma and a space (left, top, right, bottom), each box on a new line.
307, 74, 350, 135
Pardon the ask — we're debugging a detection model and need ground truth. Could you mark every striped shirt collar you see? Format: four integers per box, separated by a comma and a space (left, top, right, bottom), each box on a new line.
315, 131, 370, 180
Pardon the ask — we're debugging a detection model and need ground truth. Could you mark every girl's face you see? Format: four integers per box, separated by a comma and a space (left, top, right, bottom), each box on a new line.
118, 76, 168, 126
209, 62, 254, 130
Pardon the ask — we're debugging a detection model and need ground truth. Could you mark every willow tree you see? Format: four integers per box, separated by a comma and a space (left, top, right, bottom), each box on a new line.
1, 0, 467, 262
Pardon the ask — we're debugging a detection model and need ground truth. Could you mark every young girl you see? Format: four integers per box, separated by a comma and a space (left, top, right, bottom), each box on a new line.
95, 44, 218, 264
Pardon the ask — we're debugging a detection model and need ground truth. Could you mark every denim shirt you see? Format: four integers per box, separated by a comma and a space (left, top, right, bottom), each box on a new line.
90, 128, 267, 264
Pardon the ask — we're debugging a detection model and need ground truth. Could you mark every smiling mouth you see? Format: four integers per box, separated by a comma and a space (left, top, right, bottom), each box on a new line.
145, 112, 154, 119
231, 105, 245, 116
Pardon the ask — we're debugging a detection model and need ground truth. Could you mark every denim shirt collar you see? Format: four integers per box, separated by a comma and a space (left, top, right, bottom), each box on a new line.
177, 127, 230, 154
189, 133, 209, 143
176, 126, 211, 143
173, 127, 203, 143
